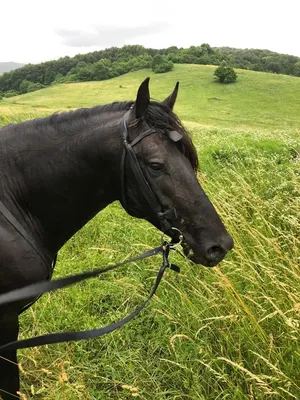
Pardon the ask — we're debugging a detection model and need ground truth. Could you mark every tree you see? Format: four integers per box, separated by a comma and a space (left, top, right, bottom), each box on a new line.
152, 54, 173, 73
4, 90, 19, 97
91, 59, 113, 81
266, 61, 281, 74
214, 61, 237, 83
1, 44, 300, 96
200, 43, 214, 55
26, 81, 44, 92
19, 80, 44, 93
75, 64, 94, 81
19, 80, 31, 94
293, 62, 300, 77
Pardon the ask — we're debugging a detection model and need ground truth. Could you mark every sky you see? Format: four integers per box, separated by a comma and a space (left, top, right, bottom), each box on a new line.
1, 0, 299, 64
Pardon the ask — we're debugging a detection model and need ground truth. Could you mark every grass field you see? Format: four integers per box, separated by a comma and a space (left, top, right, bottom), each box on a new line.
0, 64, 299, 400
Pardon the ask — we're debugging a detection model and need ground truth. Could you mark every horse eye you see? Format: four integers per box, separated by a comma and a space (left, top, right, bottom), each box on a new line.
149, 162, 163, 171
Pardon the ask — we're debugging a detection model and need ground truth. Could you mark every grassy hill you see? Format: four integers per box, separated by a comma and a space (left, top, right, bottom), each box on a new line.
2, 64, 300, 129
0, 65, 299, 399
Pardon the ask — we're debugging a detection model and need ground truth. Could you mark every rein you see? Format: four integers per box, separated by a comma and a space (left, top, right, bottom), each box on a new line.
0, 115, 183, 353
0, 240, 180, 352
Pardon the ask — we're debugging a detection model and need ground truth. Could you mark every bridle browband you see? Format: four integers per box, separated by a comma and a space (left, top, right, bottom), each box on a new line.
120, 112, 178, 234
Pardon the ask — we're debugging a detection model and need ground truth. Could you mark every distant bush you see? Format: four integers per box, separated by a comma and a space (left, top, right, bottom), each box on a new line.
152, 54, 173, 73
4, 90, 19, 98
293, 62, 300, 77
214, 61, 237, 83
19, 80, 44, 94
266, 62, 281, 74
51, 73, 66, 85
27, 82, 44, 92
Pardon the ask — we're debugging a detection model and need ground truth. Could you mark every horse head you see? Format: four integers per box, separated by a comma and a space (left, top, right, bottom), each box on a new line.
120, 78, 234, 267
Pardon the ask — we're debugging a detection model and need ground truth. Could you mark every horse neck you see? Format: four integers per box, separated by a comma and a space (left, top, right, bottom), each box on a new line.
2, 108, 126, 255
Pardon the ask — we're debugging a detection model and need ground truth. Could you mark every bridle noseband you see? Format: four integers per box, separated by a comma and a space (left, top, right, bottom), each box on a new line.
120, 114, 178, 234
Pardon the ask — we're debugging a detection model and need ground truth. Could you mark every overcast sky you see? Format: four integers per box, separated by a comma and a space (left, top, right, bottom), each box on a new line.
1, 0, 299, 64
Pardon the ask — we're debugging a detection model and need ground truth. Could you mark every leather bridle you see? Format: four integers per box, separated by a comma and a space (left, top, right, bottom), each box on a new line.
120, 114, 179, 234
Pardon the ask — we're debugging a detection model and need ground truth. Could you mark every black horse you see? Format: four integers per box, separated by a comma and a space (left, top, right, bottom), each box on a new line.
0, 78, 233, 399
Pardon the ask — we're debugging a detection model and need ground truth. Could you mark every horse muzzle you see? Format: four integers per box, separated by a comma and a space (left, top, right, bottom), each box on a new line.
181, 231, 234, 267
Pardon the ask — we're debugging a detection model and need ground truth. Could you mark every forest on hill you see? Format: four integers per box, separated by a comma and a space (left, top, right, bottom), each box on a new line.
0, 43, 299, 97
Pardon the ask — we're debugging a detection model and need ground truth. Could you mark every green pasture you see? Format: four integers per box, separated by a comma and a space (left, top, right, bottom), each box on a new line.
0, 64, 299, 400
2, 64, 300, 129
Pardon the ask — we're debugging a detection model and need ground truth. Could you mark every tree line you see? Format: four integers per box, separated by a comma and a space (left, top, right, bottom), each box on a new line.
0, 44, 299, 97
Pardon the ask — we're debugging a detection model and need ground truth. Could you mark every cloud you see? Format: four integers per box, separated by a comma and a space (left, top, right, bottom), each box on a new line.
55, 22, 169, 48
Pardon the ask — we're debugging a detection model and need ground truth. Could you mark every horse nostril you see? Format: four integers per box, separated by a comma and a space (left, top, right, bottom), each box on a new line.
203, 235, 233, 265
206, 246, 225, 262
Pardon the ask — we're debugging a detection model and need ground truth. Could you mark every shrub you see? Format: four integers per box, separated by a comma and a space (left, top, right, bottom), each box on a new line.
19, 80, 44, 94
214, 61, 237, 83
152, 54, 174, 73
4, 90, 19, 97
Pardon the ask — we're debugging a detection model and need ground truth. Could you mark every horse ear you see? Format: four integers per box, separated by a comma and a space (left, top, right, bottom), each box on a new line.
162, 82, 179, 110
135, 77, 150, 118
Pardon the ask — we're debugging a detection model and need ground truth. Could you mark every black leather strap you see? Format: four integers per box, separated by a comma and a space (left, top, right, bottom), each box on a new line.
0, 244, 179, 352
0, 199, 52, 277
120, 118, 177, 232
0, 246, 162, 308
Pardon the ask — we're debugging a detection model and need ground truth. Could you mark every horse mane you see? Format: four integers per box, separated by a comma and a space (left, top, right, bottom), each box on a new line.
47, 101, 133, 125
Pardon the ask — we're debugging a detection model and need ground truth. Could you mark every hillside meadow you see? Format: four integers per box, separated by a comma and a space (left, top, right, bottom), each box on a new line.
0, 64, 299, 400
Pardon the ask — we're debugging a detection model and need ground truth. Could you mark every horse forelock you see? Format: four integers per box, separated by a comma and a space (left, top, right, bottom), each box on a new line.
142, 101, 199, 171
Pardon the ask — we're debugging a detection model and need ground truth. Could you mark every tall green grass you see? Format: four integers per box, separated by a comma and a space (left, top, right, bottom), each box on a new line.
0, 66, 299, 399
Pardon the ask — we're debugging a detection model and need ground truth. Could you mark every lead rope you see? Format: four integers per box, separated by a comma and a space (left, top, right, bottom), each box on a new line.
19, 254, 57, 314
0, 241, 180, 352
